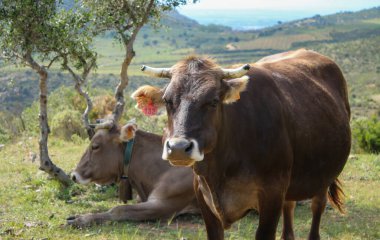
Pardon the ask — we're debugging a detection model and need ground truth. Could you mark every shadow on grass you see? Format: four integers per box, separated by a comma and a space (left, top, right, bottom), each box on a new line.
65, 201, 379, 239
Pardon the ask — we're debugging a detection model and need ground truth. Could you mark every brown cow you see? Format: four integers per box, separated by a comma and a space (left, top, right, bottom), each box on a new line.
67, 122, 199, 227
132, 49, 351, 240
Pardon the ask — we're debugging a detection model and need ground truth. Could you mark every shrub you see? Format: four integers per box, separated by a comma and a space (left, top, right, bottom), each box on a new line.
22, 102, 40, 134
0, 128, 10, 143
0, 111, 25, 142
90, 95, 116, 120
352, 115, 380, 153
51, 109, 86, 141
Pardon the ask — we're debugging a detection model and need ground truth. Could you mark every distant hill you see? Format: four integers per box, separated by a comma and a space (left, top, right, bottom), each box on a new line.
1, 6, 379, 119
162, 10, 200, 28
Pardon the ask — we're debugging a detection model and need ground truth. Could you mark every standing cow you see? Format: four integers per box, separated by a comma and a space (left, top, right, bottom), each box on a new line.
131, 49, 351, 240
67, 123, 198, 227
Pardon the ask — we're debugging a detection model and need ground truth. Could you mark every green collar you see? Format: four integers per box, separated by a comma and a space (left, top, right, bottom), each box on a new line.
121, 138, 134, 179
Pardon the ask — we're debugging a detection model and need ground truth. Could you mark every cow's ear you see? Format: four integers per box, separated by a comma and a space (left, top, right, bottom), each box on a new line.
222, 76, 249, 104
120, 123, 137, 142
131, 85, 165, 116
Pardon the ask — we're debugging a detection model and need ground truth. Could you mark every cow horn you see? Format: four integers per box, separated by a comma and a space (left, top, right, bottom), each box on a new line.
221, 64, 251, 79
141, 65, 172, 78
94, 119, 114, 130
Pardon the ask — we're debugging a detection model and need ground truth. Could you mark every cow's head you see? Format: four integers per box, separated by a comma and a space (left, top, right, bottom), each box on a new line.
132, 56, 250, 167
72, 122, 137, 185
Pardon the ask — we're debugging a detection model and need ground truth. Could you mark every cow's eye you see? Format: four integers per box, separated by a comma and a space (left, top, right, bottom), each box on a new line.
92, 144, 100, 150
164, 98, 173, 106
210, 98, 219, 108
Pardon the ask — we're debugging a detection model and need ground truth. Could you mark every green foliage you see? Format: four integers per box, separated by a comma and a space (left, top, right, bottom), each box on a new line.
0, 0, 97, 68
21, 102, 40, 134
51, 109, 86, 140
0, 0, 58, 63
352, 115, 380, 153
21, 86, 87, 135
0, 111, 24, 143
83, 0, 198, 46
0, 127, 10, 143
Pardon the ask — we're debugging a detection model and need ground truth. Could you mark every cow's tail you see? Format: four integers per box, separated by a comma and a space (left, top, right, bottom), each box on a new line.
327, 178, 345, 214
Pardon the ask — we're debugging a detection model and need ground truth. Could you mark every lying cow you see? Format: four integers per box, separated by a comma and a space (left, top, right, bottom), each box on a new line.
67, 123, 199, 227
132, 49, 351, 240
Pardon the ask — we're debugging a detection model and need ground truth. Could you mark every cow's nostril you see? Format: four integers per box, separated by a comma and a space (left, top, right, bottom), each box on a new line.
185, 142, 193, 153
166, 140, 171, 150
72, 175, 77, 182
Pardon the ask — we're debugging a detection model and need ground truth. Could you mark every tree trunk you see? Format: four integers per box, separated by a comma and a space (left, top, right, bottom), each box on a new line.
111, 0, 155, 123
26, 53, 72, 186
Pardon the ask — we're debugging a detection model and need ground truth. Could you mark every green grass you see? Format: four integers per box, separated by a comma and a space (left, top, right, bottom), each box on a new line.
0, 136, 379, 239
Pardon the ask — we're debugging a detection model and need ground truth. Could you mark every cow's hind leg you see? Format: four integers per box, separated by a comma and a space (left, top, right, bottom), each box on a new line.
256, 192, 284, 240
281, 201, 296, 240
308, 191, 327, 240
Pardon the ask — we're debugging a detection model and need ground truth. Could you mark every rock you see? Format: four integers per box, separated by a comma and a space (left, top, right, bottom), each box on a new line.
29, 151, 37, 162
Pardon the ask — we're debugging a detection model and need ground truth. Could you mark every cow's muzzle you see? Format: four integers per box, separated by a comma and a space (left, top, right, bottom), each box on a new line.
71, 171, 91, 185
162, 138, 204, 166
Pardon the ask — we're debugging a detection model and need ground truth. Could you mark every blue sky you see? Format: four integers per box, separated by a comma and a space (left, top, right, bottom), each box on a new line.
179, 0, 380, 11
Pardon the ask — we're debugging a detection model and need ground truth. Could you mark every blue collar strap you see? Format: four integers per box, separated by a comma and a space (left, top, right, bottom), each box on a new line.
121, 138, 134, 179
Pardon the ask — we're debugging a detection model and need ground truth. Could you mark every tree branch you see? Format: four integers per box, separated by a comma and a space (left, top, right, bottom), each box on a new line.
62, 55, 95, 139
45, 55, 60, 69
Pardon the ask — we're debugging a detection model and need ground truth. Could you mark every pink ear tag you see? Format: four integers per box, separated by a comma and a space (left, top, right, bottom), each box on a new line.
142, 101, 158, 116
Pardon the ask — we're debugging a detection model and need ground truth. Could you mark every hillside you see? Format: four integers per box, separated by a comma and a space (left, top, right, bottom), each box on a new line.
0, 7, 379, 118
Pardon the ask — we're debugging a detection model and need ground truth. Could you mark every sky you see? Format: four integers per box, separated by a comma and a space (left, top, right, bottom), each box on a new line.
179, 0, 380, 12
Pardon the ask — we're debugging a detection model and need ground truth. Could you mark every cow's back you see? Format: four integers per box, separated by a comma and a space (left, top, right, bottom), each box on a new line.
232, 49, 351, 200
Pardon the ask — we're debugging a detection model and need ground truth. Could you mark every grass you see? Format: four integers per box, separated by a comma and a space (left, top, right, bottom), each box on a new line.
236, 34, 327, 50
0, 135, 379, 239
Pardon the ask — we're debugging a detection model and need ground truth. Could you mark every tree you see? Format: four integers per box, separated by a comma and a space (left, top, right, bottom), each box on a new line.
53, 5, 97, 139
0, 0, 197, 186
0, 0, 73, 186
0, 0, 97, 186
83, 0, 198, 127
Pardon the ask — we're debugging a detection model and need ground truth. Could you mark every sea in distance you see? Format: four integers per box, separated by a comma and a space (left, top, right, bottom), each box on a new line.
178, 9, 346, 30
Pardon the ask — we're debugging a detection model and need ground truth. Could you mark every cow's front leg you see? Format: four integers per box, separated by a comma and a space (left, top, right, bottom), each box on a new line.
256, 190, 285, 240
281, 200, 296, 240
194, 177, 224, 240
67, 212, 110, 228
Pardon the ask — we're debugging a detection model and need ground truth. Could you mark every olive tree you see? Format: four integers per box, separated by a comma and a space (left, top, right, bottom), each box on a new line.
0, 0, 97, 186
83, 0, 198, 127
53, 5, 97, 139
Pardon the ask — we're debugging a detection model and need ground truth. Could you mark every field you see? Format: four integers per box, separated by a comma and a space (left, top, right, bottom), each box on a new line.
0, 137, 379, 240
1, 8, 380, 118
1, 6, 380, 240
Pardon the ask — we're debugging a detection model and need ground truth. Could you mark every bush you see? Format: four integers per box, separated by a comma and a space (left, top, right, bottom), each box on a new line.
22, 102, 40, 134
0, 128, 10, 143
352, 115, 380, 153
90, 95, 116, 120
0, 111, 25, 143
51, 110, 86, 141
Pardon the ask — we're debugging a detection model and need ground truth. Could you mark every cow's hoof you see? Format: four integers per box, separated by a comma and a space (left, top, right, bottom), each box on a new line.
66, 215, 90, 228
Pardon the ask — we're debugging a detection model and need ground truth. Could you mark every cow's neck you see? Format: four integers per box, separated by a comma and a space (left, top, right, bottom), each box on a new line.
194, 105, 242, 178
126, 130, 168, 201
121, 139, 135, 178
193, 105, 251, 226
